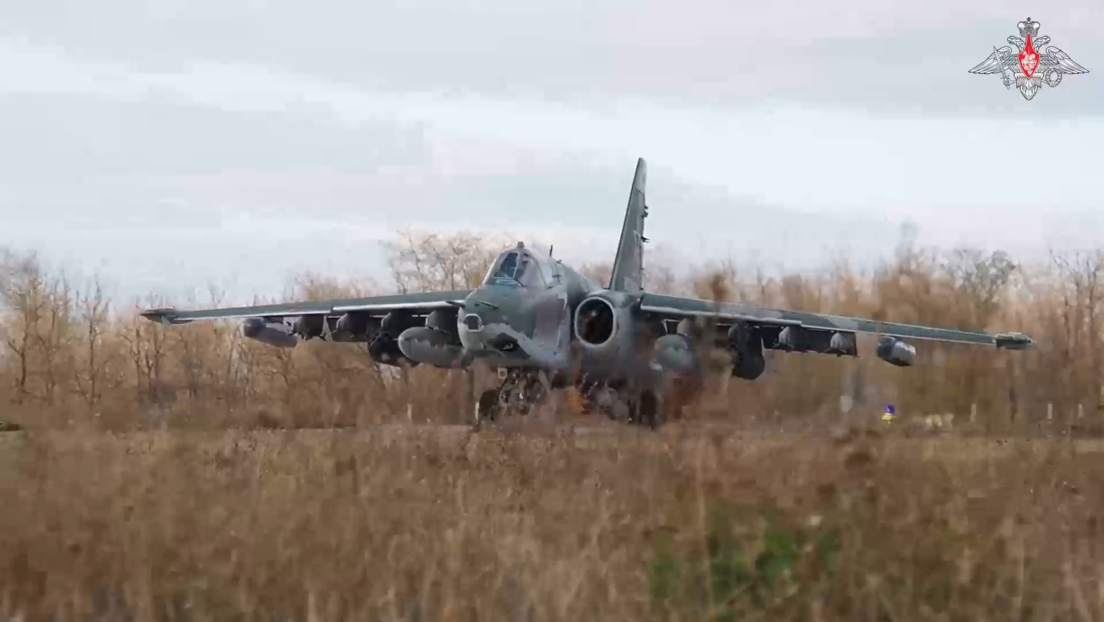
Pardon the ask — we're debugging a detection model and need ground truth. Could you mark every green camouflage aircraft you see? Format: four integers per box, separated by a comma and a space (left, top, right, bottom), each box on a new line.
142, 159, 1033, 427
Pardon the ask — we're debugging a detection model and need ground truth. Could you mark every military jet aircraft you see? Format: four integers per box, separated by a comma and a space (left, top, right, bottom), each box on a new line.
142, 158, 1034, 427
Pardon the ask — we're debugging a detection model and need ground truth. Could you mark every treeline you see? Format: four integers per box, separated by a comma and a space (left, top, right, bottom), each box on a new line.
1, 230, 1103, 433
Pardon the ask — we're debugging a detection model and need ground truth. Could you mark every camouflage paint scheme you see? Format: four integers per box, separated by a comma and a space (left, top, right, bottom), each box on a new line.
143, 159, 1033, 398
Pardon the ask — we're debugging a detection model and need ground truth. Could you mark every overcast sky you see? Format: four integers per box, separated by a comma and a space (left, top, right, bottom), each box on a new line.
1, 1, 1101, 304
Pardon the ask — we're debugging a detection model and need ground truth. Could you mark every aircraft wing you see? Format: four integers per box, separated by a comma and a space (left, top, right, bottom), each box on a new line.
638, 293, 1033, 349
141, 290, 473, 326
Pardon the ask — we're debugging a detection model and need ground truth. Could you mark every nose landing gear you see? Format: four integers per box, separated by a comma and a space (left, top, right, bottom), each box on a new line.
473, 370, 664, 431
473, 369, 551, 428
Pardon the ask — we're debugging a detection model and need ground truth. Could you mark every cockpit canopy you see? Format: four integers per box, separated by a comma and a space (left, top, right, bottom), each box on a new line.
482, 244, 556, 288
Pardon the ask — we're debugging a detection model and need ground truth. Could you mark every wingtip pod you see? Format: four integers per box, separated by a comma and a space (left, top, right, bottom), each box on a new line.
995, 332, 1034, 350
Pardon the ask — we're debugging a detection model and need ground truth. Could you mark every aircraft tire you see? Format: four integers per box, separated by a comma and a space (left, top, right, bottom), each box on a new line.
475, 389, 500, 429
638, 389, 664, 430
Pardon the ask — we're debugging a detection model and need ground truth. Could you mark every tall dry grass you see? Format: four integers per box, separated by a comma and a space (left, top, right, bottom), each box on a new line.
3, 427, 1104, 620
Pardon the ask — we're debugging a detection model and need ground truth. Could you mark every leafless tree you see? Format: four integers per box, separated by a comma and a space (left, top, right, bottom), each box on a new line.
384, 228, 509, 293
34, 275, 74, 405
0, 250, 46, 403
578, 262, 612, 289
1052, 251, 1104, 413
72, 280, 111, 412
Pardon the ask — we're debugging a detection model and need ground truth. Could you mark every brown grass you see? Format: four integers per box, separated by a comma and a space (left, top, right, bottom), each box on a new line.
2, 424, 1103, 620
5, 232, 1104, 619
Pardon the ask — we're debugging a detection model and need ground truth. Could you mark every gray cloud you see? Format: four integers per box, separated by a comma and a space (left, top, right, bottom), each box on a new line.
0, 89, 912, 304
0, 1, 1100, 303
2, 2, 1100, 115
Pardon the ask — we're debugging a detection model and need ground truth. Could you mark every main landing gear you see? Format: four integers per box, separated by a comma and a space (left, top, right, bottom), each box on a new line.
475, 368, 550, 428
474, 369, 664, 430
579, 377, 664, 430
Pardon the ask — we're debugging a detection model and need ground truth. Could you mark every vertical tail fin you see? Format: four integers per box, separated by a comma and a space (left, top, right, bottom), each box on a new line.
609, 158, 648, 292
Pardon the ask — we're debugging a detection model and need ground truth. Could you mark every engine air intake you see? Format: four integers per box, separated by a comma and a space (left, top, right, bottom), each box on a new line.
576, 297, 616, 346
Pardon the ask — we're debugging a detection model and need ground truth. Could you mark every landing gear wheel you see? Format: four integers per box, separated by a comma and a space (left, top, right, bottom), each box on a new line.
475, 389, 500, 429
637, 389, 664, 430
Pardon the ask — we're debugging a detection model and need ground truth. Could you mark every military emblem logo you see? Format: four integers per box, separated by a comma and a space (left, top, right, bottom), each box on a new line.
969, 17, 1088, 100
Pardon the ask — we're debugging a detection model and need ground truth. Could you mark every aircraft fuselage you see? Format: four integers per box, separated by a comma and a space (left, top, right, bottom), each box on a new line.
396, 247, 655, 385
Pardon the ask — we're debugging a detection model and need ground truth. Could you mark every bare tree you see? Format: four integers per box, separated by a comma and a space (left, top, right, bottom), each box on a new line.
35, 275, 74, 406
0, 250, 46, 404
939, 249, 1018, 423
72, 280, 110, 412
944, 249, 1017, 329
120, 295, 170, 404
1052, 251, 1104, 413
384, 228, 508, 293
121, 307, 148, 403
293, 272, 377, 301
577, 262, 612, 289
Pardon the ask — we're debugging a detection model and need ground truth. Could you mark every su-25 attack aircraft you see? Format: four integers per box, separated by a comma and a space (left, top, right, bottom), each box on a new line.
142, 158, 1034, 427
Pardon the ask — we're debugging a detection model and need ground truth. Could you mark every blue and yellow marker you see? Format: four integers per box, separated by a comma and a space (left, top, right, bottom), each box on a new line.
881, 404, 897, 423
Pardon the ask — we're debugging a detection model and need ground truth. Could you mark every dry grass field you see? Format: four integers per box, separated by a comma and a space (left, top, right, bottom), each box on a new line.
3, 420, 1104, 621
6, 234, 1104, 620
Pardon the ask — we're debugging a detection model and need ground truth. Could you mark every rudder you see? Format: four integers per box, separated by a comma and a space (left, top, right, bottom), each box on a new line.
608, 158, 648, 292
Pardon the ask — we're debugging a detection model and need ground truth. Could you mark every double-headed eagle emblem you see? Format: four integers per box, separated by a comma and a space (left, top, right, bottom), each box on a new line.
969, 17, 1088, 100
